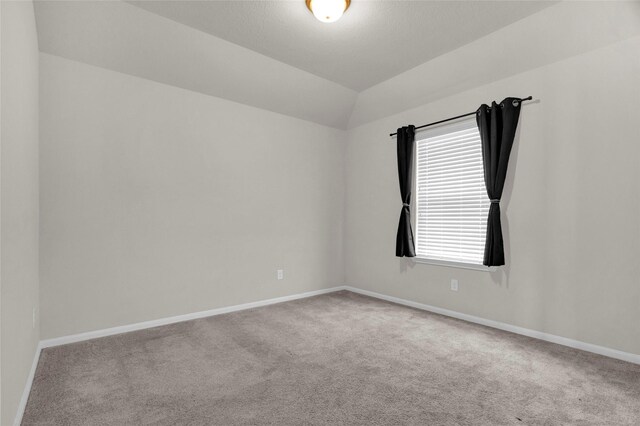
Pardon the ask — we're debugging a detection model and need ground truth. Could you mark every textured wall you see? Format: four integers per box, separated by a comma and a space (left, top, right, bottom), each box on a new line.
1, 1, 41, 424
39, 54, 346, 339
345, 36, 640, 355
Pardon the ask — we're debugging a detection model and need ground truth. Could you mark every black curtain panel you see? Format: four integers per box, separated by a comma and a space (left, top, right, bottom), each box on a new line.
476, 98, 522, 266
395, 125, 416, 257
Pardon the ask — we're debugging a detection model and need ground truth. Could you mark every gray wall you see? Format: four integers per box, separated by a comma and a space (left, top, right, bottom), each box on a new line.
17, 5, 640, 414
345, 36, 640, 355
1, 1, 41, 424
39, 54, 346, 339
2, 3, 637, 424
38, 36, 640, 357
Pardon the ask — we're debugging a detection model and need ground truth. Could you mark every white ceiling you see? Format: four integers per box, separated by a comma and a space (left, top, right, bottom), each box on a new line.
127, 0, 555, 91
34, 0, 358, 129
349, 1, 640, 127
33, 1, 639, 129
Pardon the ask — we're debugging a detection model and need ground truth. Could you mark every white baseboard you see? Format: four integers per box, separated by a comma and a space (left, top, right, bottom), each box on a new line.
14, 341, 43, 426
39, 284, 640, 365
19, 286, 346, 425
40, 286, 347, 349
18, 283, 639, 425
344, 286, 640, 365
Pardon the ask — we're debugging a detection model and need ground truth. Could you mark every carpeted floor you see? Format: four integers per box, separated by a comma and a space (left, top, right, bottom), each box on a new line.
23, 291, 640, 425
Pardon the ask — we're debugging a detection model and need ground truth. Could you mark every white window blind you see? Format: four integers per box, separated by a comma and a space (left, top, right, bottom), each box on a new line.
415, 118, 489, 266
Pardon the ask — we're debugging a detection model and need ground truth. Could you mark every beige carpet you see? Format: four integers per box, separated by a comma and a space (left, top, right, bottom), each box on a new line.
23, 291, 640, 425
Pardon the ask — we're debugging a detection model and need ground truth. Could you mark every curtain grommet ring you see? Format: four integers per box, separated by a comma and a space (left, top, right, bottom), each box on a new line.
513, 100, 520, 107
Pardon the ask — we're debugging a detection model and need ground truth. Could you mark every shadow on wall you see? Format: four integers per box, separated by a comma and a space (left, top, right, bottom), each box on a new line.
399, 257, 415, 274
394, 99, 541, 283
489, 98, 543, 288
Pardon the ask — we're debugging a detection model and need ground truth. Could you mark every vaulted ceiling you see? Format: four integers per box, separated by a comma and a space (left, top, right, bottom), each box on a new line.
126, 0, 554, 91
34, 1, 640, 129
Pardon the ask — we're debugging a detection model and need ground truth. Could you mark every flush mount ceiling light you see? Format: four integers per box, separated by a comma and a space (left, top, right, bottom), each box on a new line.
306, 0, 351, 23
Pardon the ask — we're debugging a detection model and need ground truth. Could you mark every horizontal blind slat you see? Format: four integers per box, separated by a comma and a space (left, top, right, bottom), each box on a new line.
415, 118, 488, 266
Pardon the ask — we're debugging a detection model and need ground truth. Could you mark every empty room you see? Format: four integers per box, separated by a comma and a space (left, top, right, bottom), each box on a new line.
2, 0, 640, 424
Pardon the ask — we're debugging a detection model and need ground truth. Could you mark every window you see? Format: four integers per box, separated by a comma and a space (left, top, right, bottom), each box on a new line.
415, 118, 490, 269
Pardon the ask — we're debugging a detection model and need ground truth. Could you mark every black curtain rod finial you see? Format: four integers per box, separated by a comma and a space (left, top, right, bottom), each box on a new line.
389, 96, 533, 137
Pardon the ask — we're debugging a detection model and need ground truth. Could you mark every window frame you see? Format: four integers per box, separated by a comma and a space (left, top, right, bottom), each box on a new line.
411, 118, 497, 272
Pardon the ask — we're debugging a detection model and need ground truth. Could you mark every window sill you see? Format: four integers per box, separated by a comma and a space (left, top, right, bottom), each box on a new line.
412, 257, 497, 272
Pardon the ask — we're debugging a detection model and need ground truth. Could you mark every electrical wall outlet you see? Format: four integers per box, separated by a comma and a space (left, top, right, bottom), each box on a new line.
277, 269, 284, 280
450, 279, 459, 292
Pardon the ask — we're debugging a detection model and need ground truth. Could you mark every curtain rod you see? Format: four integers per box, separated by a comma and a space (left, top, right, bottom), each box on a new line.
389, 96, 533, 137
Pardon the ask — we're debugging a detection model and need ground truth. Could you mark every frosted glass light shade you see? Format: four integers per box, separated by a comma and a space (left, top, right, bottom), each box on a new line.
307, 0, 350, 23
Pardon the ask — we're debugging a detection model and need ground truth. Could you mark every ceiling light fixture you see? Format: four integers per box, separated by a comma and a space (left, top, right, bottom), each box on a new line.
306, 0, 351, 23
